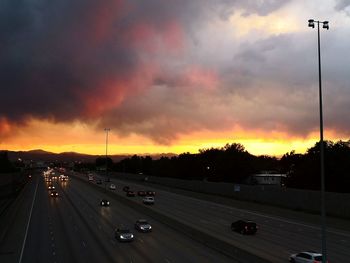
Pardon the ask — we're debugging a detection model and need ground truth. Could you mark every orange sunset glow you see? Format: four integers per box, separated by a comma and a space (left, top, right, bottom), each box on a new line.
1, 0, 349, 157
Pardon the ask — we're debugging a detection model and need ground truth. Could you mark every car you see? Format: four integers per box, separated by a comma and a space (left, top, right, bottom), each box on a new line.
88, 176, 94, 181
231, 220, 257, 235
96, 179, 102, 184
143, 196, 154, 205
48, 185, 55, 190
135, 219, 152, 232
115, 228, 134, 242
126, 191, 136, 197
123, 186, 130, 192
289, 251, 326, 263
146, 190, 155, 196
59, 175, 68, 181
100, 199, 110, 206
50, 190, 58, 197
109, 184, 116, 190
137, 190, 146, 196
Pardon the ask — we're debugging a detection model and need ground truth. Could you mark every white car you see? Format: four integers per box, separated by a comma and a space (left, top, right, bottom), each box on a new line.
143, 196, 154, 205
109, 184, 116, 190
289, 251, 325, 263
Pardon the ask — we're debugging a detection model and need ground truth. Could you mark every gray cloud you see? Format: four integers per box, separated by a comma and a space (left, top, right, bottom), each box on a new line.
2, 0, 349, 145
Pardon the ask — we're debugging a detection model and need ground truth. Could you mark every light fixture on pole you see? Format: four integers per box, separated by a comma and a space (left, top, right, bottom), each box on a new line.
104, 128, 110, 191
308, 18, 329, 263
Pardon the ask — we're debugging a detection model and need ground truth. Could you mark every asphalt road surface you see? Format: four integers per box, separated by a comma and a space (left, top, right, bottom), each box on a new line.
1, 173, 235, 263
80, 172, 350, 263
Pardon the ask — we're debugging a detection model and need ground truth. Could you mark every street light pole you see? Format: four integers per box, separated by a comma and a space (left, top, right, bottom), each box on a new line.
308, 19, 329, 263
104, 128, 110, 192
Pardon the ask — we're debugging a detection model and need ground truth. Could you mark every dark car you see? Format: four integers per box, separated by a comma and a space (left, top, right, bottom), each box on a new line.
146, 190, 156, 196
231, 220, 257, 235
96, 179, 102, 184
126, 191, 136, 197
135, 219, 152, 232
100, 199, 110, 206
50, 190, 58, 197
123, 186, 130, 192
115, 228, 134, 242
137, 190, 147, 196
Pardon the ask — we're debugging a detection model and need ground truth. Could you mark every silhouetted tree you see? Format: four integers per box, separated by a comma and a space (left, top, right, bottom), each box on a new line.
0, 151, 15, 173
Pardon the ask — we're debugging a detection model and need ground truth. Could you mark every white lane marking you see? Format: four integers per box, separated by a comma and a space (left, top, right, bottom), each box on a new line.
53, 252, 56, 256
165, 259, 171, 263
82, 241, 86, 247
226, 205, 350, 238
18, 176, 39, 263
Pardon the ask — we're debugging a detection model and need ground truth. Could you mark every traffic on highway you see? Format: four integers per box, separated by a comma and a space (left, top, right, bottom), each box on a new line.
1, 167, 350, 262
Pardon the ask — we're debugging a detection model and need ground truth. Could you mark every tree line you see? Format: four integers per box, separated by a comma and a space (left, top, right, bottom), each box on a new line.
57, 140, 346, 193
90, 141, 349, 193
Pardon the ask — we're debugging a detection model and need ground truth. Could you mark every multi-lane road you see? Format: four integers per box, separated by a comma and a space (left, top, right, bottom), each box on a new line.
74, 172, 350, 263
0, 172, 235, 263
1, 170, 350, 263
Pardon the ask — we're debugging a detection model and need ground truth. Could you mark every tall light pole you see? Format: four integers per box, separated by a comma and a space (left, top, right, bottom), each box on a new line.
308, 19, 329, 263
104, 128, 110, 191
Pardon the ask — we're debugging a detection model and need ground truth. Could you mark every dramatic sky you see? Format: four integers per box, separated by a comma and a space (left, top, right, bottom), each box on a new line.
1, 0, 350, 156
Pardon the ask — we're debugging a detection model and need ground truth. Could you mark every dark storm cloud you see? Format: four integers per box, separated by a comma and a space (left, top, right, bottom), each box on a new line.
0, 0, 288, 122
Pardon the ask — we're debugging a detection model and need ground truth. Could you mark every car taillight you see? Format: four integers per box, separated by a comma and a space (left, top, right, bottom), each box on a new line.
245, 226, 248, 230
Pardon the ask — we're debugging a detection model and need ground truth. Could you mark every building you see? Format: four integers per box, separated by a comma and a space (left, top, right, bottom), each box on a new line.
250, 171, 286, 186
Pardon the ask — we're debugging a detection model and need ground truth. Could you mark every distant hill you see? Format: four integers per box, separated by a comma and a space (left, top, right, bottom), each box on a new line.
1, 150, 176, 163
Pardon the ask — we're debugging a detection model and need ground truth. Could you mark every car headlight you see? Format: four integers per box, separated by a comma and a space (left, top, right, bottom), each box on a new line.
120, 235, 125, 239
107, 201, 110, 205
140, 226, 145, 230
130, 234, 134, 238
149, 226, 152, 229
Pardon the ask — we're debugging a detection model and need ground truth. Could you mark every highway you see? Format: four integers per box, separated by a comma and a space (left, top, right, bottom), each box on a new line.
2, 170, 350, 263
78, 172, 350, 263
0, 172, 235, 263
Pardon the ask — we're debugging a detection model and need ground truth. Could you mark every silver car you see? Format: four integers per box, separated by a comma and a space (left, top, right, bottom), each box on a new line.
135, 219, 152, 232
143, 196, 154, 205
289, 251, 325, 263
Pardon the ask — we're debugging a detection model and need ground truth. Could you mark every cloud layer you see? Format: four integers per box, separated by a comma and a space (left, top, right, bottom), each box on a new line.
1, 0, 349, 145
